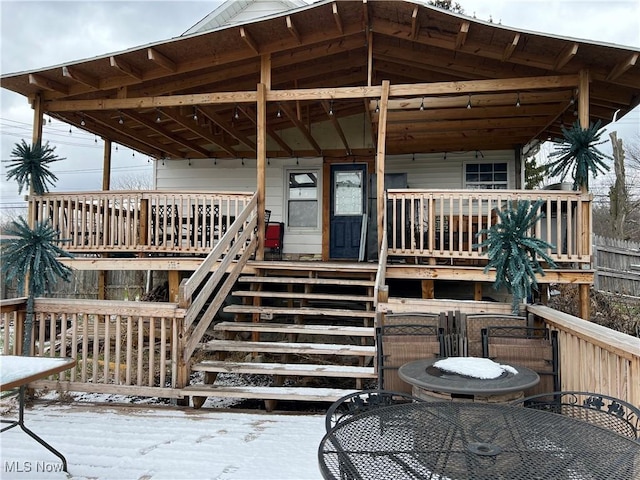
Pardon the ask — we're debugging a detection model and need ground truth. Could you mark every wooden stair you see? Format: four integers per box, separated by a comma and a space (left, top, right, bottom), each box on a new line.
183, 261, 378, 410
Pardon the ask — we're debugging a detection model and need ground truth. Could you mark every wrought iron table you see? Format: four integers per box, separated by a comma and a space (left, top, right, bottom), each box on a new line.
398, 357, 540, 402
1, 356, 76, 473
318, 401, 640, 479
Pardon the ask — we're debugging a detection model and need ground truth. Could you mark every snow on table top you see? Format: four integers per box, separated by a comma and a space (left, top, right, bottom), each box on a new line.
433, 357, 519, 379
0, 356, 75, 389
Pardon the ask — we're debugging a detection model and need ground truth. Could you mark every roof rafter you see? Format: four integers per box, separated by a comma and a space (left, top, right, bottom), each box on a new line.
198, 105, 257, 152
286, 16, 301, 44
606, 52, 638, 81
28, 74, 68, 94
553, 43, 579, 71
240, 27, 260, 55
147, 48, 177, 72
110, 56, 143, 81
279, 102, 322, 154
332, 2, 343, 34
62, 66, 100, 89
121, 109, 210, 157
321, 99, 351, 154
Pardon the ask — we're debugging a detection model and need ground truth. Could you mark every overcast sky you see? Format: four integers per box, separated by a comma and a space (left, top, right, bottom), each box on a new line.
1, 0, 639, 216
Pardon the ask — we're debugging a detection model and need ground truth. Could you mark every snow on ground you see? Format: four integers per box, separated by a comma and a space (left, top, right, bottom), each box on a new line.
0, 397, 326, 480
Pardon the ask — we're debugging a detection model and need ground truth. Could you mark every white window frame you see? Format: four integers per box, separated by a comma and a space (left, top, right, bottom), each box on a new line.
285, 168, 321, 231
463, 160, 509, 190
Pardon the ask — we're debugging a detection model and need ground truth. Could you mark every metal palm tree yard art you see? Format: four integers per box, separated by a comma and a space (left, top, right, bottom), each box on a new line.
2, 140, 73, 355
5, 140, 63, 195
546, 120, 611, 191
475, 200, 557, 314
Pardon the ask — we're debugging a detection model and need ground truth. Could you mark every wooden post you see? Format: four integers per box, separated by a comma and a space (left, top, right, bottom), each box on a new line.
474, 282, 483, 301
578, 69, 591, 321
168, 270, 180, 303
29, 94, 45, 228
256, 82, 267, 261
376, 80, 390, 253
421, 280, 435, 299
102, 139, 112, 191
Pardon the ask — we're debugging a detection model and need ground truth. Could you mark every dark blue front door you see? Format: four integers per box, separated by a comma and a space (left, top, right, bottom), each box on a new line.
330, 164, 367, 259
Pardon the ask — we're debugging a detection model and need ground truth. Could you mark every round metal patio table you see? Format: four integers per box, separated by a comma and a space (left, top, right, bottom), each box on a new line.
317, 401, 640, 480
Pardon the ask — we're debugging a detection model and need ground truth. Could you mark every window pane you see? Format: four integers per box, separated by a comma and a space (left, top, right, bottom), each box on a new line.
334, 171, 363, 215
288, 200, 318, 227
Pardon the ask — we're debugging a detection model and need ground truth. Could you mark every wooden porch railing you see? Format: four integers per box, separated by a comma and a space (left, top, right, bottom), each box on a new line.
179, 193, 258, 362
30, 191, 254, 255
528, 304, 640, 407
386, 189, 592, 264
0, 297, 187, 398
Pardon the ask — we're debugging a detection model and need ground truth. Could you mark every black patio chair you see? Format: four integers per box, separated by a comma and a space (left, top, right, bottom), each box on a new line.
325, 389, 424, 432
511, 391, 640, 440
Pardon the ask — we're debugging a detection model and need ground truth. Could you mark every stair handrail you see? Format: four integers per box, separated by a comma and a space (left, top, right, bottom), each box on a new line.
179, 193, 258, 360
374, 229, 389, 309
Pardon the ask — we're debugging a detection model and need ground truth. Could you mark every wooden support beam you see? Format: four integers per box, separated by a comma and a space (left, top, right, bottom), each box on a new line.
376, 80, 390, 253
102, 139, 112, 191
554, 43, 579, 71
238, 105, 294, 156
421, 280, 434, 299
474, 282, 483, 301
362, 0, 369, 31
321, 100, 351, 154
410, 7, 420, 40
28, 74, 68, 94
606, 53, 638, 81
44, 74, 580, 112
121, 109, 211, 157
240, 27, 260, 55
110, 56, 143, 81
168, 270, 180, 304
147, 48, 177, 72
256, 83, 267, 261
332, 2, 343, 34
162, 107, 238, 157
456, 21, 470, 50
280, 102, 322, 155
286, 16, 301, 44
579, 284, 590, 320
62, 66, 100, 89
502, 33, 520, 62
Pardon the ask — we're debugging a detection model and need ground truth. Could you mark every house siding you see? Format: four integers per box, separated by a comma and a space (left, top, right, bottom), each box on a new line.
155, 150, 517, 255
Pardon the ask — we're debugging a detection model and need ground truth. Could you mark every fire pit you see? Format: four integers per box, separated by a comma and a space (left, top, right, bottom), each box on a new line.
398, 357, 540, 403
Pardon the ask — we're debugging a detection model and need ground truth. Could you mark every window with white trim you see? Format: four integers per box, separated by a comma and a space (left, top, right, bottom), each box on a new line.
464, 162, 508, 189
286, 170, 319, 228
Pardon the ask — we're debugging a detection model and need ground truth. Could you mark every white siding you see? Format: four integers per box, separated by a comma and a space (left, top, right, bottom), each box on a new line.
385, 150, 517, 189
154, 150, 517, 255
155, 156, 323, 255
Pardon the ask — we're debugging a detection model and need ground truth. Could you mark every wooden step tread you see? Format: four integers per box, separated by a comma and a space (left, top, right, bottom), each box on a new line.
232, 290, 373, 302
238, 276, 375, 286
223, 305, 376, 318
192, 360, 376, 378
200, 339, 376, 356
248, 260, 377, 273
214, 321, 375, 336
180, 384, 359, 402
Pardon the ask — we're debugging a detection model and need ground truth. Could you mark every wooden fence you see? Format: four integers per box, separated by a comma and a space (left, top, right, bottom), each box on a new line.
0, 298, 187, 398
593, 235, 640, 296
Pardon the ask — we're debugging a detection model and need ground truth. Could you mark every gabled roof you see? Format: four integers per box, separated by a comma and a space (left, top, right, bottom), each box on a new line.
1, 0, 638, 160
183, 0, 309, 35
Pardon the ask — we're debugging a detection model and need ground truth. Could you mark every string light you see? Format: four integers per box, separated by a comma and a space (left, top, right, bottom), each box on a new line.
516, 92, 521, 108
375, 100, 380, 113
156, 110, 162, 123
68, 126, 72, 134
329, 99, 334, 116
466, 94, 472, 109
233, 105, 240, 120
80, 114, 86, 126
419, 97, 425, 111
118, 115, 124, 125
276, 103, 282, 118
193, 106, 198, 122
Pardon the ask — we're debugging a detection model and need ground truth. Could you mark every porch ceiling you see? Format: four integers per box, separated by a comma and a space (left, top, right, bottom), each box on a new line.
2, 0, 639, 160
